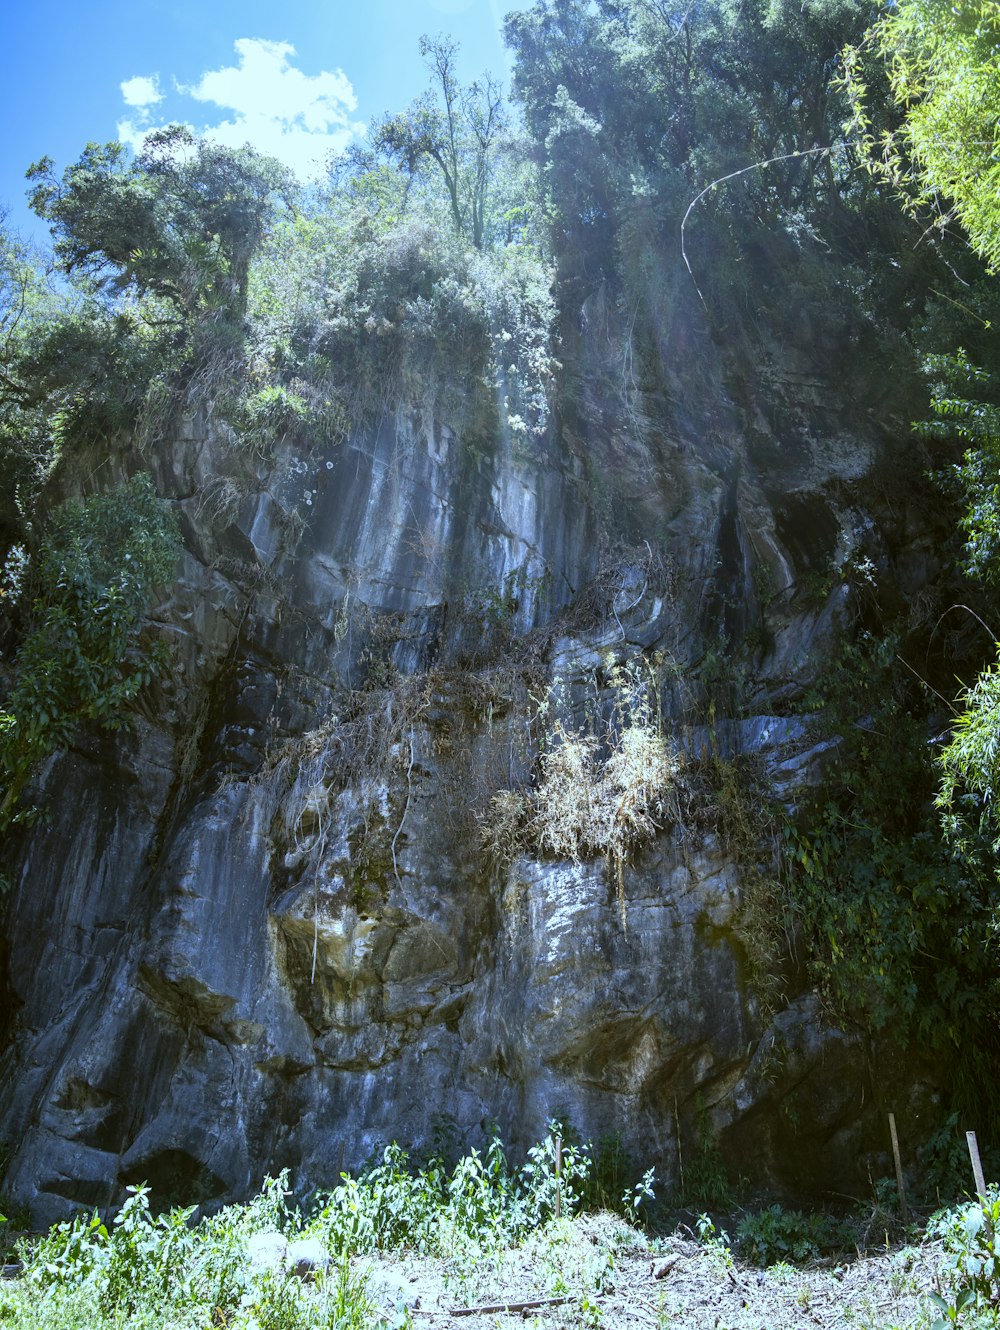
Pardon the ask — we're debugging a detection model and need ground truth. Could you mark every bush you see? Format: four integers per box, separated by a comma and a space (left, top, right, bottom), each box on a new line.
736, 1204, 852, 1266
0, 474, 180, 828
6, 1175, 374, 1330
926, 1189, 1000, 1328
251, 202, 555, 441
306, 1123, 655, 1258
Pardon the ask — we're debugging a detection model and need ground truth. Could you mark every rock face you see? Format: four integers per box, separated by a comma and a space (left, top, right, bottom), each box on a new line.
0, 290, 935, 1226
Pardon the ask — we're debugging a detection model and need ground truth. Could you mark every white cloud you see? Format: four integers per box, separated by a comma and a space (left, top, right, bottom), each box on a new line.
115, 39, 364, 179
121, 74, 163, 109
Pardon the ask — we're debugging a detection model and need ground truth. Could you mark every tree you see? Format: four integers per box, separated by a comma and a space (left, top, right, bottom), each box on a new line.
851, 2, 1000, 849
365, 36, 509, 250
845, 0, 1000, 271
505, 0, 879, 291
0, 475, 180, 830
27, 126, 297, 320
0, 218, 72, 530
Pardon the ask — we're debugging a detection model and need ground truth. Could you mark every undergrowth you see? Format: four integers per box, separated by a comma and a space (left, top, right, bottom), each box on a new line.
0, 1126, 653, 1330
2, 1137, 999, 1329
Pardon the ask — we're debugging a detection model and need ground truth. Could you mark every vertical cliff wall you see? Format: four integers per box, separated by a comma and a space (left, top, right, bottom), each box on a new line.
0, 278, 940, 1227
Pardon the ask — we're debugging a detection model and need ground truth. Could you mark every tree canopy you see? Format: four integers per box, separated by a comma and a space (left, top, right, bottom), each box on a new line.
27, 126, 297, 319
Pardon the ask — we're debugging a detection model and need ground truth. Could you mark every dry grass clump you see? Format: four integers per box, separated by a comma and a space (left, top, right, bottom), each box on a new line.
535, 720, 682, 928
480, 787, 532, 869
483, 683, 684, 930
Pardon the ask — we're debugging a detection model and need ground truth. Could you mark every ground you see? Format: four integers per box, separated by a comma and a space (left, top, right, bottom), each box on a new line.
359, 1212, 940, 1330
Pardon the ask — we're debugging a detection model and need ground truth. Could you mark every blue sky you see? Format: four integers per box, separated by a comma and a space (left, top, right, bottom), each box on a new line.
1, 0, 532, 244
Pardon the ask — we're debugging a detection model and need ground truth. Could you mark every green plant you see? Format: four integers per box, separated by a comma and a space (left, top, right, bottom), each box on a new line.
520, 1123, 593, 1228
736, 1204, 851, 1266
694, 1213, 734, 1273
781, 626, 1000, 1130
2, 1171, 381, 1329
926, 1189, 1000, 1329
0, 474, 180, 829
221, 381, 349, 461
305, 1123, 653, 1264
676, 1102, 733, 1212
920, 1115, 982, 1207
844, 0, 1000, 273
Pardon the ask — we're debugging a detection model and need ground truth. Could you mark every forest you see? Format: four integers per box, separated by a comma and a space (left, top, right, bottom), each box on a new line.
1, 0, 1000, 1326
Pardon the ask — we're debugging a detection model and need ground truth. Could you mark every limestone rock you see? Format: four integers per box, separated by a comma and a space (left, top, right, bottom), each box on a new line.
247, 1231, 288, 1275
0, 295, 940, 1224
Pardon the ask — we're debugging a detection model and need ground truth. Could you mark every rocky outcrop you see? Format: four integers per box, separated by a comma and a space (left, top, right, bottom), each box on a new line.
0, 290, 937, 1226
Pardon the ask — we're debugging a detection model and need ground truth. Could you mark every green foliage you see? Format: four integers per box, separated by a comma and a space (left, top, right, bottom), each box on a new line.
675, 1104, 734, 1212
736, 1204, 851, 1266
244, 142, 556, 441
904, 349, 1000, 1062
306, 1123, 655, 1258
926, 1189, 1000, 1329
845, 0, 1000, 272
0, 474, 180, 829
28, 127, 296, 320
2, 1175, 374, 1330
218, 380, 348, 461
10, 306, 182, 462
364, 35, 510, 251
506, 0, 877, 287
0, 224, 143, 529
783, 630, 1000, 1122
913, 349, 1000, 585
937, 650, 1000, 854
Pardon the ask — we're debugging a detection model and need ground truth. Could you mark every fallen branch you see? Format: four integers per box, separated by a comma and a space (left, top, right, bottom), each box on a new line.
448, 1294, 577, 1315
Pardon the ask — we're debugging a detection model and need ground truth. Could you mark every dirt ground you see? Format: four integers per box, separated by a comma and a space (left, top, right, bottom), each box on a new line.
359, 1213, 939, 1330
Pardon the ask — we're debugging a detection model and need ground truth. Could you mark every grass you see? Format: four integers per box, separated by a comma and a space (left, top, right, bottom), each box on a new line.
0, 1138, 997, 1330
0, 1126, 651, 1330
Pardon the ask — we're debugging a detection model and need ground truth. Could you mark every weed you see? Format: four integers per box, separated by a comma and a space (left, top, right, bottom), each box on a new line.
736, 1204, 852, 1266
675, 1101, 733, 1212
1, 1173, 374, 1330
925, 1188, 1000, 1328
694, 1213, 734, 1273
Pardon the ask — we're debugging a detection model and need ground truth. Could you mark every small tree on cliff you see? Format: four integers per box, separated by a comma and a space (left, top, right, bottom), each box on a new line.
0, 475, 180, 831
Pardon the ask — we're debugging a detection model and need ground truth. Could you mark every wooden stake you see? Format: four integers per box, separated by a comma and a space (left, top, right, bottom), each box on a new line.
888, 1113, 909, 1224
967, 1131, 988, 1200
554, 1134, 562, 1220
675, 1096, 684, 1197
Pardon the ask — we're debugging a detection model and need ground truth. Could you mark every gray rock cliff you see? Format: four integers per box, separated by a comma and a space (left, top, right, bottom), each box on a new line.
0, 288, 935, 1226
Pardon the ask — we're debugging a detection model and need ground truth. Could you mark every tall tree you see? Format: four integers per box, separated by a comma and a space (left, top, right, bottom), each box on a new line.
365, 36, 509, 250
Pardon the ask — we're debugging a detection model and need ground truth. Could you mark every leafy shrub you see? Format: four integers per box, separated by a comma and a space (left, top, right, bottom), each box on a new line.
306, 1123, 655, 1258
0, 1136, 655, 1328
7, 1174, 373, 1330
0, 474, 180, 828
926, 1189, 1000, 1329
675, 1105, 734, 1212
783, 628, 1000, 1131
251, 202, 555, 442
219, 381, 348, 461
736, 1204, 851, 1266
